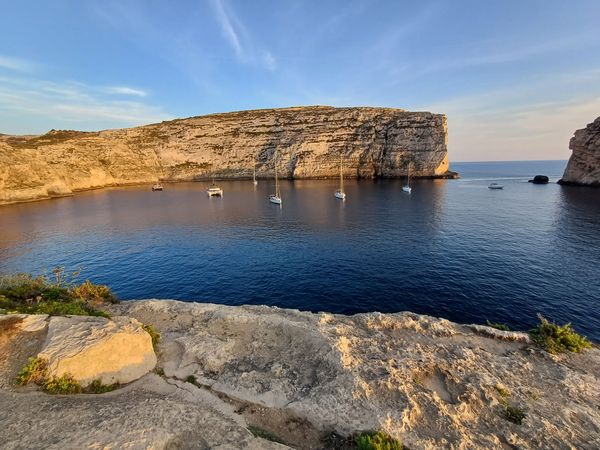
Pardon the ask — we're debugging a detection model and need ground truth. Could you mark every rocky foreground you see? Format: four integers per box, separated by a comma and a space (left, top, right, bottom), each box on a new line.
1, 300, 599, 449
0, 106, 454, 205
560, 116, 600, 187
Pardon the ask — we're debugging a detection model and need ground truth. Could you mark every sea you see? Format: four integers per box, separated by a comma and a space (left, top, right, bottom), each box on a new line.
1, 160, 599, 340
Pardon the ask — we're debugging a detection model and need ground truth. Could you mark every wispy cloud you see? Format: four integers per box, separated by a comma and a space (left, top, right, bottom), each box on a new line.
418, 69, 600, 161
210, 0, 242, 56
0, 75, 170, 134
208, 0, 276, 70
105, 86, 147, 97
0, 54, 37, 72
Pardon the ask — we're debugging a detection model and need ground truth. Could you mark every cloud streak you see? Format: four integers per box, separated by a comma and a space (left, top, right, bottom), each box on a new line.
0, 54, 37, 72
105, 86, 148, 97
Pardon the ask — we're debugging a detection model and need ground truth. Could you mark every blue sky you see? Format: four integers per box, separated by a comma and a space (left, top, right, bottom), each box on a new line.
1, 0, 599, 161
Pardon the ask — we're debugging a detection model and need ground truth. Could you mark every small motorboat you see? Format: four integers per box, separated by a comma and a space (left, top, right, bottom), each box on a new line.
206, 185, 223, 197
152, 184, 163, 191
488, 183, 504, 190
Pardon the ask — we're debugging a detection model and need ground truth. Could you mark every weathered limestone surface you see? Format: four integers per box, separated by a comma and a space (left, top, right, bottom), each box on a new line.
560, 116, 600, 186
2, 300, 598, 449
0, 106, 453, 205
38, 315, 157, 386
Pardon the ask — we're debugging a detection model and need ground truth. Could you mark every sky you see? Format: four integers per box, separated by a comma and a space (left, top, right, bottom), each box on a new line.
1, 0, 599, 161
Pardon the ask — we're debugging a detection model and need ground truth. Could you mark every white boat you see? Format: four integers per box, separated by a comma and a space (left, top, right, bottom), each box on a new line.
269, 150, 282, 206
253, 161, 258, 186
152, 183, 163, 191
402, 163, 412, 193
488, 183, 504, 190
206, 175, 223, 196
334, 154, 346, 200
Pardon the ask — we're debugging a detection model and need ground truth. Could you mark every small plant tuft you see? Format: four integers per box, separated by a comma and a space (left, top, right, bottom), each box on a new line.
355, 431, 405, 450
247, 425, 286, 445
154, 366, 165, 376
88, 379, 118, 394
43, 374, 82, 395
17, 357, 49, 385
494, 384, 510, 399
186, 375, 197, 384
503, 405, 526, 425
486, 320, 510, 331
529, 314, 591, 354
142, 324, 161, 351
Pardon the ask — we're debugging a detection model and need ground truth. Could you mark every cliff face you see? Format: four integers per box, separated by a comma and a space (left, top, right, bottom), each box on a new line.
560, 116, 600, 186
0, 106, 452, 205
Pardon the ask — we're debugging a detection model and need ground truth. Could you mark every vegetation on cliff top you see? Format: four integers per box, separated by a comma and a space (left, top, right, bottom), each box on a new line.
529, 314, 591, 354
0, 267, 117, 317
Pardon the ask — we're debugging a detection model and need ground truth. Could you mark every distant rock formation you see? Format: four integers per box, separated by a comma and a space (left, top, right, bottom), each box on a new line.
559, 116, 600, 187
0, 106, 456, 205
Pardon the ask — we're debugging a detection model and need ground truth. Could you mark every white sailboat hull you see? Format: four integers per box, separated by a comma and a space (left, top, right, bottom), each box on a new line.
334, 190, 346, 200
207, 188, 223, 196
269, 195, 282, 205
402, 186, 412, 193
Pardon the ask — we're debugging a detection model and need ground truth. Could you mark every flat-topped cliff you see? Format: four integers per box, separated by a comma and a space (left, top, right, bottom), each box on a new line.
559, 116, 600, 186
0, 106, 453, 205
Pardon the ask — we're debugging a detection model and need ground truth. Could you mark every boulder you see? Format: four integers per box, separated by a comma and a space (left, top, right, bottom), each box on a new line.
38, 316, 156, 386
528, 175, 549, 184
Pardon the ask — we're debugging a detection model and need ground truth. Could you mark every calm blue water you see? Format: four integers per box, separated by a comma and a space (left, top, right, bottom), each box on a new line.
1, 160, 599, 340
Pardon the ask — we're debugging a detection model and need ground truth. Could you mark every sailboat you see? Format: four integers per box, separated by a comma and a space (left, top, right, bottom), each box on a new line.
402, 163, 412, 194
253, 161, 258, 186
206, 174, 223, 197
334, 154, 346, 200
269, 150, 282, 205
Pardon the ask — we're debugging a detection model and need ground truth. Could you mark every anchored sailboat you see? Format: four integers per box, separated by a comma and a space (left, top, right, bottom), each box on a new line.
269, 150, 282, 205
253, 161, 258, 186
334, 154, 346, 200
402, 163, 412, 194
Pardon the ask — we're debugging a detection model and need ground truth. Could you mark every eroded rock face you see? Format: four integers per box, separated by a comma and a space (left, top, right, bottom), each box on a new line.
560, 116, 600, 186
38, 315, 156, 386
115, 300, 600, 450
0, 106, 452, 205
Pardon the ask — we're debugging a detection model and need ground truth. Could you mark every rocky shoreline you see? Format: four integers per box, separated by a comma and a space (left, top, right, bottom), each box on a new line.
559, 116, 600, 187
1, 299, 598, 449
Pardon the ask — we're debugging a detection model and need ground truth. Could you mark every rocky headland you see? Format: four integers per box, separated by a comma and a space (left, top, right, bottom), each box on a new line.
559, 116, 600, 187
0, 106, 455, 205
1, 300, 598, 449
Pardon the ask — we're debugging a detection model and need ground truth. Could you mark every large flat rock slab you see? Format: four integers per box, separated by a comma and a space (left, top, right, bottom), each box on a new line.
38, 315, 157, 386
116, 300, 600, 450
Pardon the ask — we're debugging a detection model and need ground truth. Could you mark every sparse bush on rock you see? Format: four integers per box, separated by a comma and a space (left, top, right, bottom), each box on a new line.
486, 320, 510, 331
355, 431, 405, 450
529, 314, 591, 354
0, 268, 116, 317
142, 324, 160, 351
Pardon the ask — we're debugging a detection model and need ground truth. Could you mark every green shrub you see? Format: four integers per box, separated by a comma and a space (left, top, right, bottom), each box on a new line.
186, 375, 197, 384
503, 405, 526, 425
529, 315, 591, 354
355, 431, 404, 450
16, 357, 82, 394
88, 379, 118, 393
43, 374, 82, 395
142, 324, 161, 351
494, 385, 510, 399
17, 357, 48, 385
486, 320, 510, 331
0, 268, 116, 318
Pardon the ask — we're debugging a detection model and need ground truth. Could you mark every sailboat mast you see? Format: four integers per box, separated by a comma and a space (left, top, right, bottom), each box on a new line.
340, 154, 344, 191
253, 161, 256, 182
274, 150, 279, 197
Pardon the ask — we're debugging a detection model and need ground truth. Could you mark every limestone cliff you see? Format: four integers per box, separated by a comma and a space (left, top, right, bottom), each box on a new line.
559, 116, 600, 187
0, 106, 453, 205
